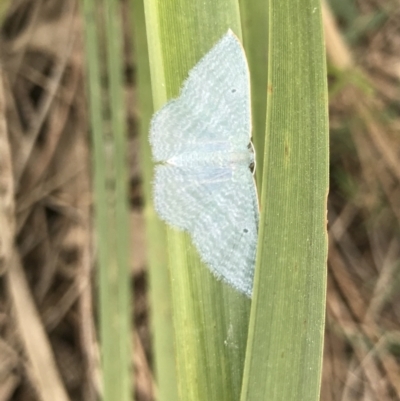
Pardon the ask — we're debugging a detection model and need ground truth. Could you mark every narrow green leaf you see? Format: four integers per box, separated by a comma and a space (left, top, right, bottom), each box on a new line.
143, 1, 251, 400
239, 0, 269, 186
82, 0, 132, 399
130, 0, 179, 399
241, 0, 328, 400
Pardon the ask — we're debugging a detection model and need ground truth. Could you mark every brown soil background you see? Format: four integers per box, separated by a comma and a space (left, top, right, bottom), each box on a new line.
0, 0, 399, 400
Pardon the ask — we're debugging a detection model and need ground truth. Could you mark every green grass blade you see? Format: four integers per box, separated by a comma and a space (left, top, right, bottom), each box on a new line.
130, 0, 179, 399
82, 0, 132, 399
103, 0, 132, 399
142, 1, 251, 400
241, 0, 329, 400
239, 0, 269, 186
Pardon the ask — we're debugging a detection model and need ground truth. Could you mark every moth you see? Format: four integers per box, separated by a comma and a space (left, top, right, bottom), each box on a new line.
149, 30, 259, 297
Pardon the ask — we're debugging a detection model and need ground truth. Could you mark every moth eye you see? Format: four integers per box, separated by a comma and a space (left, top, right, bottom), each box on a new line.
231, 88, 236, 93
243, 228, 249, 234
249, 161, 255, 173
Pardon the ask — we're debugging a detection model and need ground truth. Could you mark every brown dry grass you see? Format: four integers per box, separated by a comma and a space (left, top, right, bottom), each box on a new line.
322, 1, 400, 400
0, 1, 152, 400
0, 0, 398, 400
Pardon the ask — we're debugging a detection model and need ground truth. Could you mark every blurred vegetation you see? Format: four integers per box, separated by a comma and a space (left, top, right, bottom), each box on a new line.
0, 0, 398, 401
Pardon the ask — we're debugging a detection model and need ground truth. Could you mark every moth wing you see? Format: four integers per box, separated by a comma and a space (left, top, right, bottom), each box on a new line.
149, 31, 251, 162
154, 164, 258, 297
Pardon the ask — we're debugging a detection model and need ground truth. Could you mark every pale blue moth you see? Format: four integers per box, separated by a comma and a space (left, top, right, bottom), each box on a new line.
149, 30, 259, 297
